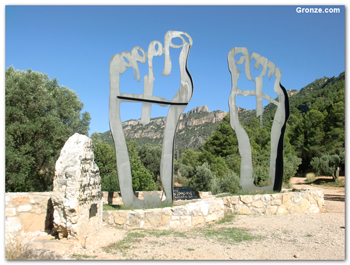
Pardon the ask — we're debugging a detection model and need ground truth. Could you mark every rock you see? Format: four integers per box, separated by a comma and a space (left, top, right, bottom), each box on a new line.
16, 248, 62, 260
126, 211, 144, 228
16, 238, 73, 260
19, 212, 47, 232
181, 216, 192, 227
252, 200, 264, 208
11, 196, 30, 204
230, 196, 239, 205
160, 208, 172, 226
276, 205, 289, 215
145, 209, 162, 227
113, 211, 127, 226
192, 216, 204, 226
240, 195, 253, 204
236, 205, 252, 215
5, 216, 22, 233
265, 205, 278, 215
290, 198, 311, 214
121, 106, 227, 149
17, 204, 32, 212
52, 133, 102, 240
282, 193, 292, 204
205, 214, 218, 223
5, 208, 16, 217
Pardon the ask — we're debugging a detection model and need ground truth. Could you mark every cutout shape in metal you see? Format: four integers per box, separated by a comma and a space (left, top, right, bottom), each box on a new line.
109, 31, 193, 208
228, 47, 289, 191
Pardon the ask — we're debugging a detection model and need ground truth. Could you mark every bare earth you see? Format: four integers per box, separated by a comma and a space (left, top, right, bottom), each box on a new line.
55, 177, 345, 260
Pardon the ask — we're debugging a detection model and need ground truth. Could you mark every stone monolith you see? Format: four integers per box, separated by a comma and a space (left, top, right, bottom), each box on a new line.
52, 133, 102, 240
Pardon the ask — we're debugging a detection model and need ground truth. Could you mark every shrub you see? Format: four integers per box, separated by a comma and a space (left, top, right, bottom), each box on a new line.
209, 170, 240, 195
217, 170, 240, 193
210, 177, 222, 195
177, 163, 195, 179
173, 174, 190, 187
283, 154, 302, 184
306, 172, 316, 183
310, 154, 341, 179
5, 236, 25, 260
189, 162, 215, 192
253, 161, 270, 187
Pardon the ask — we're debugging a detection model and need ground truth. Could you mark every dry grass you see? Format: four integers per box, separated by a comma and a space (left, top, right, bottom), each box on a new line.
306, 172, 316, 183
5, 236, 25, 260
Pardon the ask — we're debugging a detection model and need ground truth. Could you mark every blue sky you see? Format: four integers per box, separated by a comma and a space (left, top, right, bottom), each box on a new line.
5, 4, 345, 136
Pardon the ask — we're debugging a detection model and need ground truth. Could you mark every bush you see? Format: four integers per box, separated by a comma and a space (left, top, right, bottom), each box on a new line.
177, 163, 195, 179
305, 172, 316, 183
189, 162, 215, 192
283, 154, 302, 184
210, 177, 222, 195
253, 161, 270, 187
5, 236, 25, 260
173, 174, 190, 187
310, 154, 341, 179
219, 170, 240, 193
211, 170, 240, 195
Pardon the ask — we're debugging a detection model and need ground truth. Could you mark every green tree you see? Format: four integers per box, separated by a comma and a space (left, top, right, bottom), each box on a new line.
5, 67, 90, 192
224, 154, 241, 174
324, 101, 345, 154
181, 149, 201, 168
210, 156, 228, 179
201, 114, 238, 158
101, 169, 119, 192
127, 141, 158, 191
91, 131, 103, 147
177, 163, 195, 179
137, 144, 162, 182
92, 132, 119, 192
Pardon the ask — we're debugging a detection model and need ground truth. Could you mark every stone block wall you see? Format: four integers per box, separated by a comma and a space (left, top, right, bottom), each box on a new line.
102, 197, 225, 230
102, 188, 324, 230
5, 192, 55, 245
222, 189, 324, 215
5, 188, 325, 242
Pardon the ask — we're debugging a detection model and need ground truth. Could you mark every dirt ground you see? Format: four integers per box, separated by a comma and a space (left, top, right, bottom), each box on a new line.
23, 176, 347, 261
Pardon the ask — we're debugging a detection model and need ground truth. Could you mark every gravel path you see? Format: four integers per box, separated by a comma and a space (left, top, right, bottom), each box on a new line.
58, 177, 345, 260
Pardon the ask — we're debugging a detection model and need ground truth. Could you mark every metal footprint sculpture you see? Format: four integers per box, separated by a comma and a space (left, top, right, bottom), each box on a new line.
228, 47, 290, 192
109, 31, 193, 208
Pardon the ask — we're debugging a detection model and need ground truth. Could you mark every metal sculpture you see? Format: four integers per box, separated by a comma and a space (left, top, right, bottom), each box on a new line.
228, 47, 289, 191
109, 31, 193, 208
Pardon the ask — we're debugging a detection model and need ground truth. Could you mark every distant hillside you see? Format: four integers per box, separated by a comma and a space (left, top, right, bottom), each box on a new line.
258, 72, 345, 125
100, 71, 345, 152
100, 105, 228, 152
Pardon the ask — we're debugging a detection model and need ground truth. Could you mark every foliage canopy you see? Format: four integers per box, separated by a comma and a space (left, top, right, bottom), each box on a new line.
5, 67, 91, 192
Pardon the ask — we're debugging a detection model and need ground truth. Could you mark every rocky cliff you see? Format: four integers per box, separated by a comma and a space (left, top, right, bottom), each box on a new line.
100, 106, 227, 151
